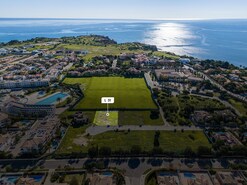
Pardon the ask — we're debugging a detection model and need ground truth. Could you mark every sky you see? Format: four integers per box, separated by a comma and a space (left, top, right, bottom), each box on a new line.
1, 0, 247, 20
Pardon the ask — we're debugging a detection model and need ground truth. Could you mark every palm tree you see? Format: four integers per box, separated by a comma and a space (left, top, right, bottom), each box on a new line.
57, 97, 61, 103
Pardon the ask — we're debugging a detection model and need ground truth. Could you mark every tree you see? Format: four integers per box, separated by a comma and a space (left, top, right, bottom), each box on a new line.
181, 105, 194, 119
57, 97, 61, 103
197, 146, 211, 156
70, 176, 79, 185
99, 146, 112, 156
213, 140, 225, 150
231, 145, 247, 156
150, 110, 159, 120
114, 173, 125, 185
50, 172, 60, 183
183, 146, 195, 157
152, 147, 163, 155
154, 131, 160, 147
152, 88, 160, 97
5, 165, 13, 172
88, 146, 98, 158
130, 145, 142, 154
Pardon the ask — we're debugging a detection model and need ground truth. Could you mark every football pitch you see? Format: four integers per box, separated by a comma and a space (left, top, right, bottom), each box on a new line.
63, 77, 157, 110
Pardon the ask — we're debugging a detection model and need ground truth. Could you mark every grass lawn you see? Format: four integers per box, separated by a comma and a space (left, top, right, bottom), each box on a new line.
118, 111, 164, 125
63, 77, 91, 90
153, 51, 180, 60
159, 93, 226, 126
87, 130, 211, 153
56, 124, 89, 155
59, 44, 149, 61
63, 77, 157, 110
26, 44, 54, 51
228, 98, 247, 116
178, 95, 225, 110
94, 111, 118, 126
64, 174, 84, 184
59, 110, 96, 123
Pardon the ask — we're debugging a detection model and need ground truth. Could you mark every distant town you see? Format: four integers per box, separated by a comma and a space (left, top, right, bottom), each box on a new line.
0, 35, 247, 185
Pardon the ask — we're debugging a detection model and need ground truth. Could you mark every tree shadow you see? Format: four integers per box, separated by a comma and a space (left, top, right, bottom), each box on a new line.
128, 158, 140, 169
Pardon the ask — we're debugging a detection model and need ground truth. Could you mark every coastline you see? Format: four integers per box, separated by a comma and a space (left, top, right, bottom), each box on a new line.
0, 34, 246, 69
0, 19, 247, 66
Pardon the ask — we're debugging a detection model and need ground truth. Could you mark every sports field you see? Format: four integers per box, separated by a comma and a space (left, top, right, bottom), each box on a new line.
63, 77, 157, 110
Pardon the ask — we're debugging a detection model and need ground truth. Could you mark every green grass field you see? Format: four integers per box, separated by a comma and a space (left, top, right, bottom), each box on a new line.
229, 98, 247, 116
159, 93, 226, 126
56, 125, 89, 155
57, 130, 211, 155
94, 111, 118, 126
63, 78, 91, 90
59, 44, 149, 61
153, 51, 180, 60
87, 130, 210, 153
63, 77, 157, 110
118, 111, 164, 125
64, 174, 84, 185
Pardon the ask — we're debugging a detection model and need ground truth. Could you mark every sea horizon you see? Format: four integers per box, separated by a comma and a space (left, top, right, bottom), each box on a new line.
1, 17, 247, 20
0, 18, 247, 67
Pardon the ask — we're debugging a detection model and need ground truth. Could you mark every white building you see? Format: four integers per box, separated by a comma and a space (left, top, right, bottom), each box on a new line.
0, 48, 8, 55
4, 101, 55, 118
0, 79, 50, 89
179, 58, 191, 64
20, 117, 59, 154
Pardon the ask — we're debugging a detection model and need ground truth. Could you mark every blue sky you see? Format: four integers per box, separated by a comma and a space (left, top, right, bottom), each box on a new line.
1, 0, 247, 19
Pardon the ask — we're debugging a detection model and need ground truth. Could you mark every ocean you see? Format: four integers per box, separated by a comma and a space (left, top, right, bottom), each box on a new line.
0, 18, 247, 67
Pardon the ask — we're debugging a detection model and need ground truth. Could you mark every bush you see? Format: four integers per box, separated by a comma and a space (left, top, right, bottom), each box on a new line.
188, 134, 195, 141
70, 176, 79, 185
150, 110, 159, 120
50, 172, 60, 183
183, 146, 195, 157
131, 145, 142, 154
99, 146, 112, 156
88, 146, 98, 158
197, 146, 211, 156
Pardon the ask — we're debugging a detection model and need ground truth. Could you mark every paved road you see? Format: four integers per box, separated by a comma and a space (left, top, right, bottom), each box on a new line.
0, 55, 37, 72
144, 72, 170, 126
112, 59, 117, 68
156, 99, 170, 126
9, 120, 41, 157
191, 93, 242, 116
144, 72, 154, 89
43, 169, 55, 185
86, 125, 201, 136
198, 71, 247, 103
63, 62, 73, 71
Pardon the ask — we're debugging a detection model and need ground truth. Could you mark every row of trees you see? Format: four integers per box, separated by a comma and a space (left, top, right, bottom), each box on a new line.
68, 67, 144, 78
85, 145, 212, 158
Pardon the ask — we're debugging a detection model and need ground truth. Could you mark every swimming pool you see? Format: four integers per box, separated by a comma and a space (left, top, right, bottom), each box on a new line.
102, 172, 113, 176
184, 172, 196, 179
36, 93, 68, 105
0, 176, 20, 184
29, 175, 43, 182
38, 91, 45, 95
159, 172, 173, 176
